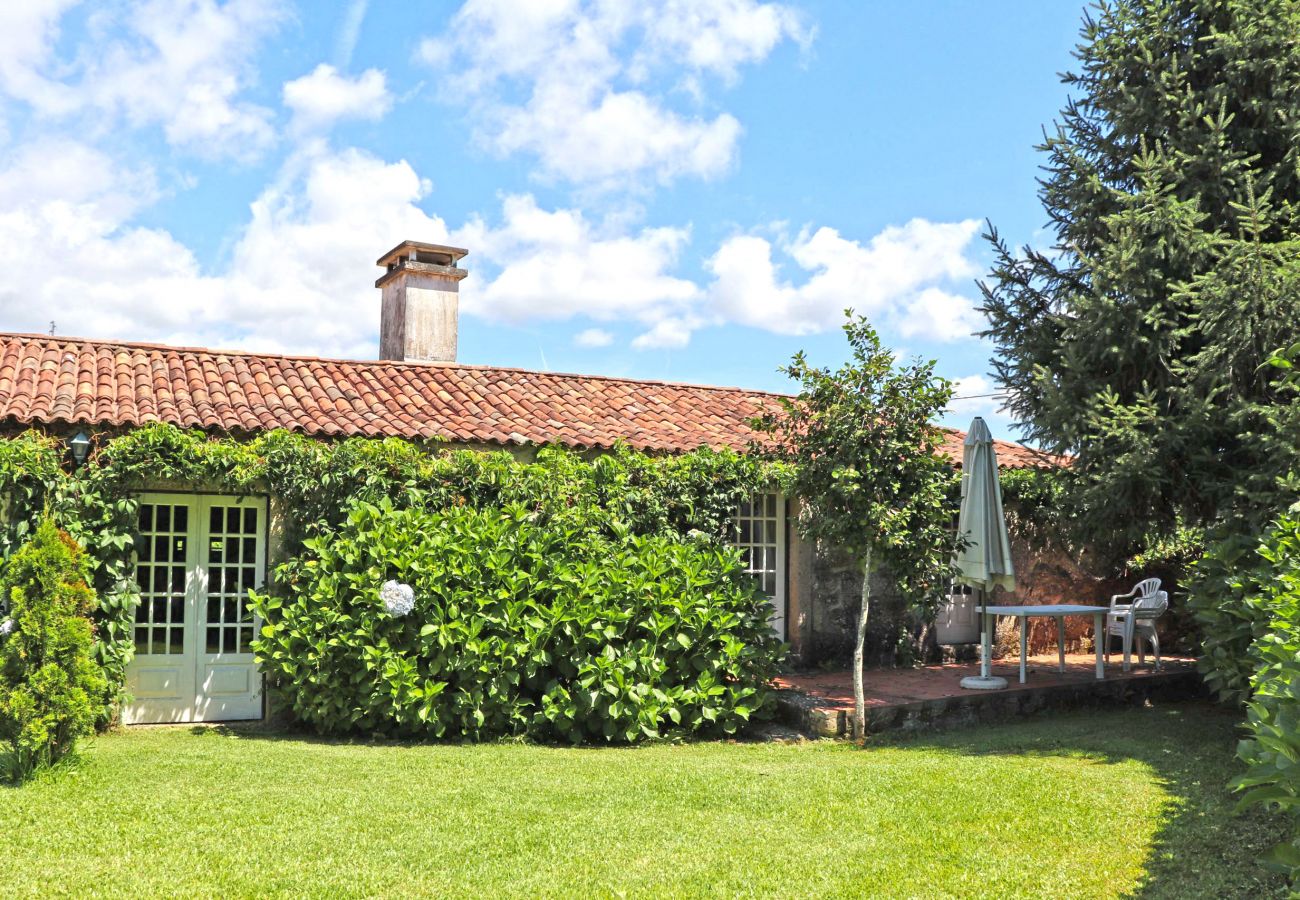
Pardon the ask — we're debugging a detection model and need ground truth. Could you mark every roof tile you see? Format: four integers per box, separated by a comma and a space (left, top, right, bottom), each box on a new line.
0, 333, 1061, 467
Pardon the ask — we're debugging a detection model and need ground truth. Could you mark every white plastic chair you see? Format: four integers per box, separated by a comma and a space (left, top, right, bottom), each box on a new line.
1103, 578, 1167, 672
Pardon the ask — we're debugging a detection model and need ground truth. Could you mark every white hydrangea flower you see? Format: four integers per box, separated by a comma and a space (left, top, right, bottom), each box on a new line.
379, 580, 415, 617
0, 618, 13, 636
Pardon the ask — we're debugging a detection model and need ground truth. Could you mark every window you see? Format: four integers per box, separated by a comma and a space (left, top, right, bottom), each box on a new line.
731, 493, 787, 638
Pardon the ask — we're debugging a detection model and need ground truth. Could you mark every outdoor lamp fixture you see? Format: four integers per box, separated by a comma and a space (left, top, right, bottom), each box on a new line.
68, 431, 92, 467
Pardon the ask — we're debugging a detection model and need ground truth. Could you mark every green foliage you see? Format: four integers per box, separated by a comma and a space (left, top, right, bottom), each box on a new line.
753, 314, 956, 739
981, 0, 1300, 562
253, 500, 783, 742
1225, 510, 1300, 881
0, 433, 64, 559
753, 314, 958, 613
999, 467, 1071, 552
0, 423, 778, 729
0, 519, 106, 782
1191, 345, 1300, 704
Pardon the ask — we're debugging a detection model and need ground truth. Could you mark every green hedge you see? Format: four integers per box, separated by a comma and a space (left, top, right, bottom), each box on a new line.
1225, 511, 1300, 878
0, 520, 106, 782
253, 500, 784, 742
0, 425, 780, 726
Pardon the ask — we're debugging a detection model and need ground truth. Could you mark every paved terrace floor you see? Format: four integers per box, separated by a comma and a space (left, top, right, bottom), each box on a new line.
774, 653, 1202, 737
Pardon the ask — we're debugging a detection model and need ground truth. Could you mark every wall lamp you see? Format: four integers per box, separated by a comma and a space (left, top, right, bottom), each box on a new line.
68, 430, 92, 467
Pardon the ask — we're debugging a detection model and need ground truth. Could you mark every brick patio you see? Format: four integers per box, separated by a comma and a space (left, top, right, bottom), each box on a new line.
775, 653, 1203, 738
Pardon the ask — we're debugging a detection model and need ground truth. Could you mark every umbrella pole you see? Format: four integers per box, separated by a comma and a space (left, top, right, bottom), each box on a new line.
979, 588, 991, 679
961, 587, 1008, 690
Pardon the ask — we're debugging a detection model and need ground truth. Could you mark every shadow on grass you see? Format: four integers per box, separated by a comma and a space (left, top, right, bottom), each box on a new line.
879, 700, 1290, 899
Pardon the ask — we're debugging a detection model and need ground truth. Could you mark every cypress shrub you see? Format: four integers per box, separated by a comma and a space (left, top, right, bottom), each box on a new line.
0, 519, 107, 782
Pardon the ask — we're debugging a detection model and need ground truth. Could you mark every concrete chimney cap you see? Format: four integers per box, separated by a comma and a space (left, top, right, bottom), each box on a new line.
375, 241, 469, 289
376, 240, 469, 269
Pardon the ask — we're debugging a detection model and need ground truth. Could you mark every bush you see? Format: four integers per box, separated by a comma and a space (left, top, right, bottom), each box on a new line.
252, 500, 784, 742
1229, 511, 1300, 879
1188, 525, 1281, 704
0, 519, 107, 782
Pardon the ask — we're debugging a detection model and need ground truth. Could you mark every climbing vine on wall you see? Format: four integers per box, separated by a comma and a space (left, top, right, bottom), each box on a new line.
0, 424, 784, 725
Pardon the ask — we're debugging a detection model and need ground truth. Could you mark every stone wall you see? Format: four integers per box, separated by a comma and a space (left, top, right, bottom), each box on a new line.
797, 539, 918, 667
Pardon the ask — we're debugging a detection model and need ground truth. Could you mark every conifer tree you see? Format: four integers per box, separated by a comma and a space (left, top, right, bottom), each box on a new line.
982, 0, 1300, 559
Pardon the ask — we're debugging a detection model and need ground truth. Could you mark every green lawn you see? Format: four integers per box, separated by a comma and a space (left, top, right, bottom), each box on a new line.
0, 702, 1286, 899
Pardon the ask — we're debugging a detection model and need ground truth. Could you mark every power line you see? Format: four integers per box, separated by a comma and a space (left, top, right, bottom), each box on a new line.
949, 391, 1008, 401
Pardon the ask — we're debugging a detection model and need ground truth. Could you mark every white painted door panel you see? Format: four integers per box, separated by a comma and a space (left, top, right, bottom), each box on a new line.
123, 494, 265, 724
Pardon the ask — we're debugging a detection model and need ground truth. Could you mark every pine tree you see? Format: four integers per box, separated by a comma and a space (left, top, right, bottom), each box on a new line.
982, 0, 1300, 559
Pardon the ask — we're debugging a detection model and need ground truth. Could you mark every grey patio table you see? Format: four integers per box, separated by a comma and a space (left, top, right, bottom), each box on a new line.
980, 604, 1111, 684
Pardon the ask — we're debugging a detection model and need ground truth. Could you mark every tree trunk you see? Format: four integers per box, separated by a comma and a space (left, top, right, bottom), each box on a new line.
853, 551, 872, 743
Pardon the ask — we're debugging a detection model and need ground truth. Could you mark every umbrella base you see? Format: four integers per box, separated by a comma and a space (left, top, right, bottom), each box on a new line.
960, 675, 1008, 691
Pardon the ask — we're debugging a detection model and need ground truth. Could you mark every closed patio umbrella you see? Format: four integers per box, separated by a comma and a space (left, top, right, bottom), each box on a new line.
954, 417, 1016, 690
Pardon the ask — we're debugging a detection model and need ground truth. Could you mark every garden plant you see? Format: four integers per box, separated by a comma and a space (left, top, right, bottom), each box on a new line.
0, 424, 785, 742
0, 518, 106, 782
753, 314, 957, 740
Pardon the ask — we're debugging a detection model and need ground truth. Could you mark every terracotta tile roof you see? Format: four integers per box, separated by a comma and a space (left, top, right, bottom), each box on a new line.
0, 332, 1059, 466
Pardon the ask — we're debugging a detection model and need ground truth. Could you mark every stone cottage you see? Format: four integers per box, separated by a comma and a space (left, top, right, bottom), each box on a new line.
0, 241, 1076, 724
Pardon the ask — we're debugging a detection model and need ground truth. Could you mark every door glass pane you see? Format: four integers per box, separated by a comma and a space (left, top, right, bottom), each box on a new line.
133, 502, 190, 656
204, 503, 261, 656
729, 493, 782, 602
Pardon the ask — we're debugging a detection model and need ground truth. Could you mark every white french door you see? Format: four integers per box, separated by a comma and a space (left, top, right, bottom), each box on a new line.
733, 493, 787, 639
123, 493, 266, 724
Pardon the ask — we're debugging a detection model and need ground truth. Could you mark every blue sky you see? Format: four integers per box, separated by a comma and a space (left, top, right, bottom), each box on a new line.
0, 1, 1087, 440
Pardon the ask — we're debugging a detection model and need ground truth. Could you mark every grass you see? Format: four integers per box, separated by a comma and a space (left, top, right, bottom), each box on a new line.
0, 701, 1287, 898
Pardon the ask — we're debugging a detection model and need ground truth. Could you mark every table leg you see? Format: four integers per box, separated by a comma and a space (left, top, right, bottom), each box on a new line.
1057, 617, 1066, 673
1094, 613, 1105, 680
1019, 616, 1027, 684
981, 611, 992, 679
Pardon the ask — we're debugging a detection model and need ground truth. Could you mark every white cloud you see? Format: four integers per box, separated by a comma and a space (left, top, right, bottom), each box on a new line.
631, 317, 698, 350
494, 86, 742, 188
638, 0, 813, 81
283, 64, 392, 133
945, 374, 1010, 429
455, 194, 700, 326
220, 146, 450, 355
0, 0, 287, 160
573, 328, 614, 348
0, 0, 82, 111
0, 139, 449, 359
705, 218, 984, 341
335, 0, 370, 67
417, 0, 808, 189
896, 287, 985, 342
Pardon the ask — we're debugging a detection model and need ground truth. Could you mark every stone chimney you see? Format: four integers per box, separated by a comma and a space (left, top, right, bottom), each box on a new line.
375, 241, 468, 363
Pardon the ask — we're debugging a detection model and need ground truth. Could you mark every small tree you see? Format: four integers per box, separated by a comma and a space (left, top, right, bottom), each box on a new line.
754, 314, 958, 740
0, 518, 106, 782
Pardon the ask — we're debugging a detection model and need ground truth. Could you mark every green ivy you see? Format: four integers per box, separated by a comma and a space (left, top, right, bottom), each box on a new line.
0, 424, 781, 729
998, 468, 1070, 553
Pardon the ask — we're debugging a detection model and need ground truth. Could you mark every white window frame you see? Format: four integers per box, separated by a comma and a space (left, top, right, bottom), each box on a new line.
123, 492, 267, 724
732, 492, 787, 639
